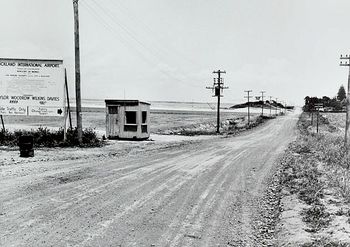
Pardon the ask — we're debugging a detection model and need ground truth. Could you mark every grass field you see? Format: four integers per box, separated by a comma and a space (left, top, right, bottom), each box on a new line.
1, 108, 257, 134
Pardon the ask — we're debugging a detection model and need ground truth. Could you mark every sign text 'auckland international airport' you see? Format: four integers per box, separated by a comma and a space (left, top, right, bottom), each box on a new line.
0, 58, 65, 117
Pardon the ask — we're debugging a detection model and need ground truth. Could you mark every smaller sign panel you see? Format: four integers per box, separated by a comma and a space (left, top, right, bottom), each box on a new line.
29, 106, 64, 117
314, 103, 324, 109
0, 105, 27, 115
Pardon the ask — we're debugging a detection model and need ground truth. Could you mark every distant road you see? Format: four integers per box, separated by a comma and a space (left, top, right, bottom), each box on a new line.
0, 111, 299, 246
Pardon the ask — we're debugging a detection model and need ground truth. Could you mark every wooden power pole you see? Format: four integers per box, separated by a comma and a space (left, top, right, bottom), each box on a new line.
260, 91, 266, 116
340, 54, 350, 145
269, 96, 273, 117
284, 101, 287, 114
73, 0, 83, 144
275, 97, 278, 116
244, 90, 252, 125
206, 70, 228, 133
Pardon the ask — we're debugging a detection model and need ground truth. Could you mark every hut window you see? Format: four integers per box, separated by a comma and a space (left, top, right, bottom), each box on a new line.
108, 106, 118, 114
124, 125, 137, 132
125, 111, 137, 124
141, 125, 148, 133
142, 111, 147, 124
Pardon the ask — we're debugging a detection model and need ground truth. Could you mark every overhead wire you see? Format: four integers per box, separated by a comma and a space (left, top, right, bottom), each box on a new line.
81, 1, 157, 68
103, 0, 202, 69
81, 1, 197, 88
82, 0, 202, 88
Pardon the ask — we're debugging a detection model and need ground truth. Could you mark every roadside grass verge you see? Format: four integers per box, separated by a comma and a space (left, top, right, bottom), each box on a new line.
301, 237, 349, 247
164, 115, 275, 136
278, 112, 350, 245
0, 127, 103, 148
280, 139, 330, 233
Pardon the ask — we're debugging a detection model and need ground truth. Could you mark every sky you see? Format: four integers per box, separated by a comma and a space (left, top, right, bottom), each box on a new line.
1, 0, 350, 106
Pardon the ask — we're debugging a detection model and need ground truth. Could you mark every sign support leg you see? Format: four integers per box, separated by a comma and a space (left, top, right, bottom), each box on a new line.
63, 108, 68, 142
65, 69, 73, 129
316, 110, 319, 133
0, 115, 5, 133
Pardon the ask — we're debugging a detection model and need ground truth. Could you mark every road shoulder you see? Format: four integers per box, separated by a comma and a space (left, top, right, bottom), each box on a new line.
275, 112, 350, 246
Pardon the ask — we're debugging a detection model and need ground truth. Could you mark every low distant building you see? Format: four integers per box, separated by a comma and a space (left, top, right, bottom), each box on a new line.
324, 107, 334, 112
105, 99, 150, 140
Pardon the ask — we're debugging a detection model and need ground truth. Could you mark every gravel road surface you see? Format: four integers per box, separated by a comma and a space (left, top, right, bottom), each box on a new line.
0, 112, 299, 247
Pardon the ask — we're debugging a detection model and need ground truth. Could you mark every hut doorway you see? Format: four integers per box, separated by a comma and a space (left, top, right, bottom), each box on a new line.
107, 106, 119, 137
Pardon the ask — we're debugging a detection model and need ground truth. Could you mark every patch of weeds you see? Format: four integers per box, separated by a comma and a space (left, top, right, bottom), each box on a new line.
335, 208, 350, 224
279, 113, 331, 234
335, 208, 350, 217
280, 151, 323, 204
174, 129, 218, 136
302, 236, 349, 247
163, 115, 272, 136
302, 204, 331, 232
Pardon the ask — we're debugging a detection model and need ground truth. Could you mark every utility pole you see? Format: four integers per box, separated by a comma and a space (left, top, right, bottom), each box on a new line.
280, 102, 283, 114
269, 96, 272, 117
206, 70, 228, 133
340, 54, 350, 145
73, 0, 83, 144
260, 91, 266, 116
275, 98, 278, 116
284, 102, 287, 114
244, 90, 252, 125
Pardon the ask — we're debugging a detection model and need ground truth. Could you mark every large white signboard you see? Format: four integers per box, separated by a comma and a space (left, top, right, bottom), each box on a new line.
0, 58, 65, 117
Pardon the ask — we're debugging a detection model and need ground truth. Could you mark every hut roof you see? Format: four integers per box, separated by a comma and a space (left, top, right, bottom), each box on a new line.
105, 99, 150, 106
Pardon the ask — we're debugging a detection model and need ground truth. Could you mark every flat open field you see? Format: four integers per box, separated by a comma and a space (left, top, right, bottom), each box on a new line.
1, 108, 257, 134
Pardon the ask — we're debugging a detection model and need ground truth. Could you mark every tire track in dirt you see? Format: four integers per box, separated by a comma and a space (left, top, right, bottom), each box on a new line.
77, 149, 232, 246
164, 150, 247, 247
2, 143, 226, 245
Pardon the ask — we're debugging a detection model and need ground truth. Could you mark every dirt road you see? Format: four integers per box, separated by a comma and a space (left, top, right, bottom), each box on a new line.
0, 112, 299, 247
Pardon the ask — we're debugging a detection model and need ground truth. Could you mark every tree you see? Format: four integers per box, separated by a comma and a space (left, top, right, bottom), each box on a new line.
303, 96, 318, 112
337, 85, 346, 101
303, 96, 311, 112
330, 97, 343, 111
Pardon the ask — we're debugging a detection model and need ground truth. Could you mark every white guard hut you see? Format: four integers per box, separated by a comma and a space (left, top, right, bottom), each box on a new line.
105, 99, 151, 140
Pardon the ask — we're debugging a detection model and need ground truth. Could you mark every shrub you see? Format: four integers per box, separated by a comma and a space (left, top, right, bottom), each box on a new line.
0, 127, 103, 148
302, 204, 331, 232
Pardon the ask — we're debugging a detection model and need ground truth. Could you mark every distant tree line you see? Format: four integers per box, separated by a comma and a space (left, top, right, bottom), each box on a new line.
303, 85, 346, 112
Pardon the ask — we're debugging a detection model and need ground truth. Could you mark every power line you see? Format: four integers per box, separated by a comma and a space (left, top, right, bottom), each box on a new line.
82, 2, 193, 86
84, 0, 202, 87
104, 0, 202, 69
